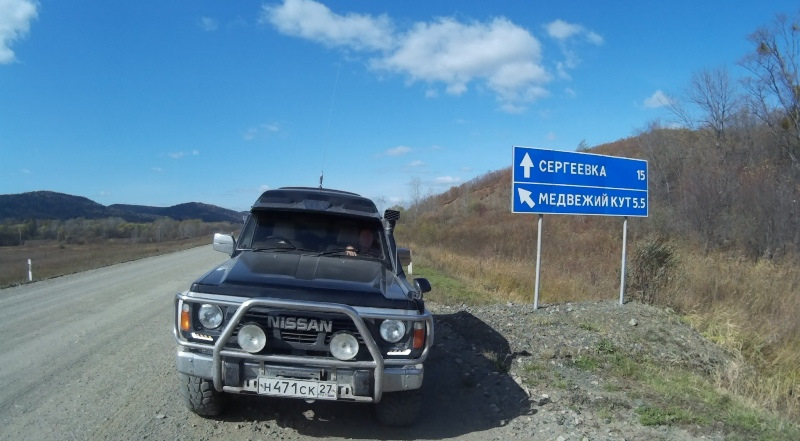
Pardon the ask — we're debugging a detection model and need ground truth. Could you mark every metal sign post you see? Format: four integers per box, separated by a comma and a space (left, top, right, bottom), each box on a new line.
533, 214, 543, 310
619, 217, 628, 305
511, 146, 648, 308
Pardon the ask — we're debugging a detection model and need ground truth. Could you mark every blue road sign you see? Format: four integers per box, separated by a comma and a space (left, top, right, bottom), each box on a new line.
512, 146, 648, 217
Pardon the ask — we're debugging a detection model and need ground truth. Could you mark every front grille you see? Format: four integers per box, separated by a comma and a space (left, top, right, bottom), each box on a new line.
226, 307, 369, 355
325, 318, 365, 344
281, 329, 318, 344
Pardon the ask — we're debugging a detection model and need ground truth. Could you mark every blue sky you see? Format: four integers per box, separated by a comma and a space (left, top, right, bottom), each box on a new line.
1, 1, 796, 212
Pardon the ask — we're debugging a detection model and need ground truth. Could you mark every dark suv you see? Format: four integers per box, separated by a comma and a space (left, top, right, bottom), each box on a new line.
173, 187, 433, 426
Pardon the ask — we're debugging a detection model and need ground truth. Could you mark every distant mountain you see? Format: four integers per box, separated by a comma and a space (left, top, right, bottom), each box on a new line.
109, 202, 244, 223
0, 191, 243, 223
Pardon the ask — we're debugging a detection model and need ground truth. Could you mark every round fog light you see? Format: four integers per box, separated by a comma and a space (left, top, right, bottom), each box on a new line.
329, 332, 359, 360
237, 324, 267, 353
380, 319, 406, 343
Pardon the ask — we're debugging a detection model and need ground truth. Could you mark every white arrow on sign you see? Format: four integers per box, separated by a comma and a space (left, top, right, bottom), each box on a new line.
520, 152, 534, 178
518, 188, 535, 208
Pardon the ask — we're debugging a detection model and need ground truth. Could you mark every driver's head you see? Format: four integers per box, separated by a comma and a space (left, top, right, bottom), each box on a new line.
358, 229, 373, 248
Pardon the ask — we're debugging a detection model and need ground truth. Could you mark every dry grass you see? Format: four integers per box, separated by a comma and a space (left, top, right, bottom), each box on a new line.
0, 237, 209, 287
665, 247, 800, 419
404, 234, 800, 422
402, 215, 626, 305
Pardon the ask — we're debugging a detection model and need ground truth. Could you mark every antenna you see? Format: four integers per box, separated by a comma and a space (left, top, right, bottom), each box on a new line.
320, 61, 341, 189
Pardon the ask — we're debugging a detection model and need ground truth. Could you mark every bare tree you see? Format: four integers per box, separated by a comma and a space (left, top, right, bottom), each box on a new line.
689, 67, 742, 143
408, 176, 422, 218
666, 67, 743, 145
373, 196, 388, 215
740, 12, 800, 169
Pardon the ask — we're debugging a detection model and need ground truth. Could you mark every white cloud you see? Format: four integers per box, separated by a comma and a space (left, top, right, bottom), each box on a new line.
434, 176, 461, 185
0, 0, 38, 64
198, 17, 218, 32
545, 19, 582, 40
261, 0, 393, 51
20, 168, 31, 174
545, 19, 603, 45
243, 122, 281, 141
385, 145, 411, 156
408, 160, 425, 167
544, 19, 602, 79
375, 17, 549, 110
151, 167, 164, 172
263, 0, 552, 112
586, 31, 604, 45
168, 150, 199, 159
643, 90, 672, 109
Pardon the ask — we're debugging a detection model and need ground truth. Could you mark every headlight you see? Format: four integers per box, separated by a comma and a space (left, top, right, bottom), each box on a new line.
329, 332, 359, 360
379, 319, 406, 343
198, 304, 224, 329
237, 324, 267, 353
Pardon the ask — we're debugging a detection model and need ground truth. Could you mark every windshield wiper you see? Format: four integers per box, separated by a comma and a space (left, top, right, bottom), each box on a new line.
251, 246, 296, 252
252, 246, 324, 254
316, 248, 351, 257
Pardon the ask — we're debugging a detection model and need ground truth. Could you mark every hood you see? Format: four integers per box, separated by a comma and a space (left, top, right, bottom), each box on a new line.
192, 251, 415, 309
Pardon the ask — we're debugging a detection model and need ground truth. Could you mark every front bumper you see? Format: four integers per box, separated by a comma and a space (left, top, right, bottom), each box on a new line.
176, 349, 424, 400
174, 294, 433, 403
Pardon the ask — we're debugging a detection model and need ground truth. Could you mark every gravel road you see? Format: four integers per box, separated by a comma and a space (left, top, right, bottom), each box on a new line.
0, 246, 721, 440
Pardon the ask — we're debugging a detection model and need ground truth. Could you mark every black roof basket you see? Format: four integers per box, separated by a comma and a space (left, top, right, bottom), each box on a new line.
252, 187, 380, 218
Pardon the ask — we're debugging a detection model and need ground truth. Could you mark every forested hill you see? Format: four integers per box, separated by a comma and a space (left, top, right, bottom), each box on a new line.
0, 191, 242, 223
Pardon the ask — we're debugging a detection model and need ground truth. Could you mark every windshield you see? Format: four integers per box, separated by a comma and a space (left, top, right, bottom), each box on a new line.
238, 210, 387, 260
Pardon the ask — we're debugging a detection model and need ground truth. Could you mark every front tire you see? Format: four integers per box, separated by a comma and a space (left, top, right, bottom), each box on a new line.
179, 373, 226, 417
374, 389, 422, 427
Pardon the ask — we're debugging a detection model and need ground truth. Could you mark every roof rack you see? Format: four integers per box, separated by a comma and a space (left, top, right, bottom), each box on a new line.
278, 186, 362, 197
252, 187, 379, 218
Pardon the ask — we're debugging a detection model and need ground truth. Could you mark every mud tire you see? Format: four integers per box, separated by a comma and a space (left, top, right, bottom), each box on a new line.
179, 373, 226, 417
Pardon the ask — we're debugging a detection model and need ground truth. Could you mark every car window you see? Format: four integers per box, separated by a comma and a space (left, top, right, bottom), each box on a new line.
239, 211, 386, 260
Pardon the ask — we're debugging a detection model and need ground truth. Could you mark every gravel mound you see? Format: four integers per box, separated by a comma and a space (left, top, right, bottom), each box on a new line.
428, 300, 735, 440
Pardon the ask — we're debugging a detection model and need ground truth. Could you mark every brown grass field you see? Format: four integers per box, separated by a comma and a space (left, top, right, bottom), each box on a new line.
401, 234, 800, 424
0, 237, 208, 287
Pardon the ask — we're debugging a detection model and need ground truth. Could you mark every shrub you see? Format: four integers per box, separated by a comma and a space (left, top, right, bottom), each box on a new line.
628, 236, 676, 304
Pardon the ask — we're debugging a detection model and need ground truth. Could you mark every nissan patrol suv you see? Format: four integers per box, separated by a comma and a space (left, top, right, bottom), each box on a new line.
173, 187, 433, 426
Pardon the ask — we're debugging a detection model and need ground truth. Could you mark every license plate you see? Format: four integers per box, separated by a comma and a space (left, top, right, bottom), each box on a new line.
257, 377, 338, 400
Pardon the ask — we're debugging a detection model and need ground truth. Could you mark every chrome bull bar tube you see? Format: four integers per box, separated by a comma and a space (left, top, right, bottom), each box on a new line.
190, 297, 387, 403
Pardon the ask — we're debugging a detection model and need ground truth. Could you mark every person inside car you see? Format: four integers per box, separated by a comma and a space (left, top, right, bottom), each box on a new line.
345, 228, 380, 257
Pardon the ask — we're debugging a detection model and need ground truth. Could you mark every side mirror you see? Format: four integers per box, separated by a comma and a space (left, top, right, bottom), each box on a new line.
213, 233, 236, 256
397, 247, 412, 274
413, 277, 431, 294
